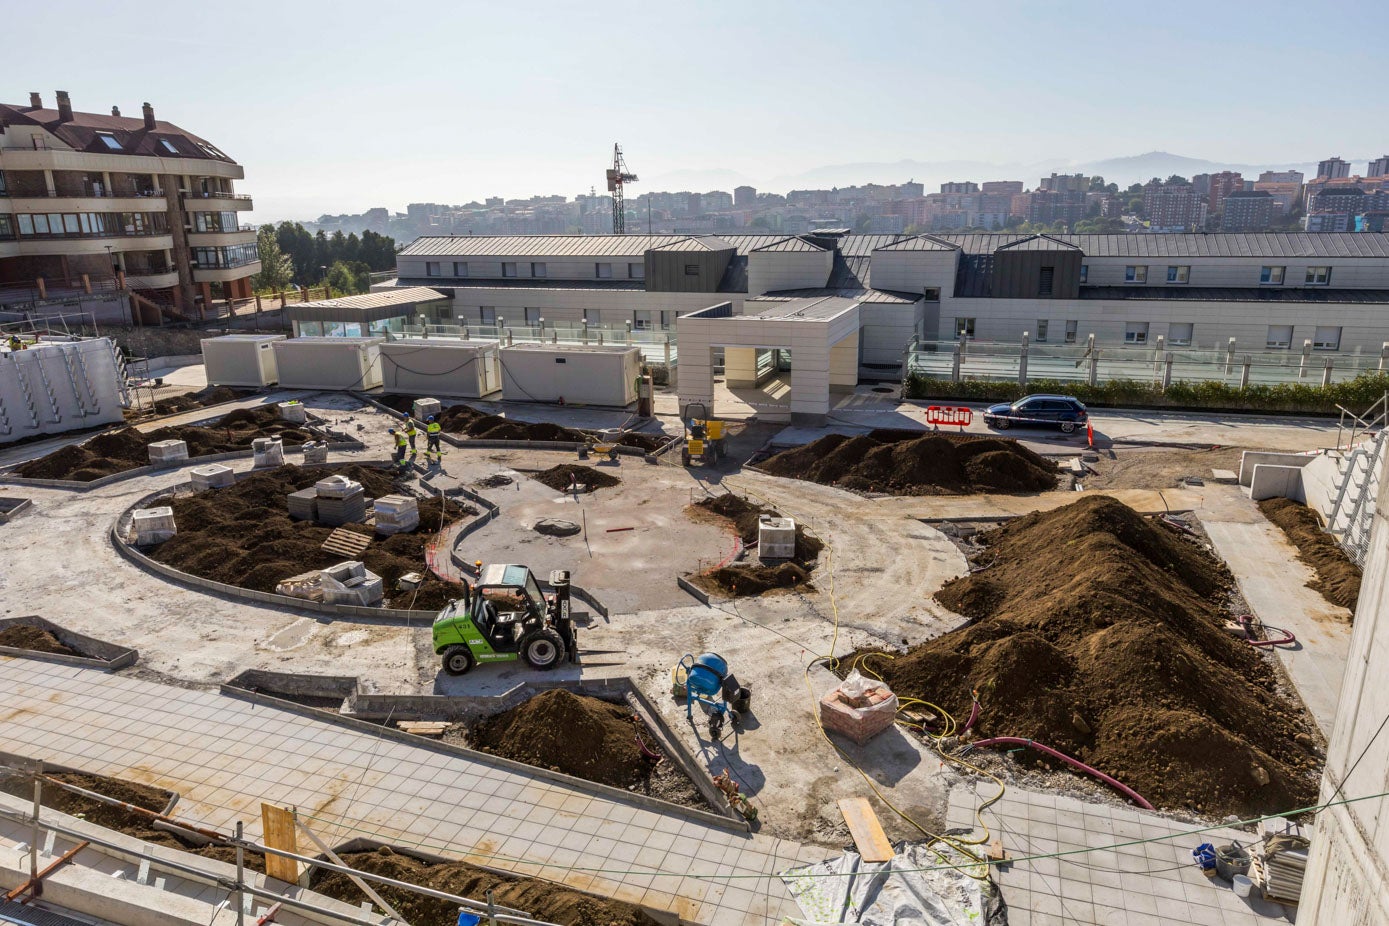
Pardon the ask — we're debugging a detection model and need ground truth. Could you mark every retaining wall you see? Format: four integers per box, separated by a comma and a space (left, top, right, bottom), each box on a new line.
1238, 450, 1313, 488
1250, 464, 1308, 502
0, 615, 138, 670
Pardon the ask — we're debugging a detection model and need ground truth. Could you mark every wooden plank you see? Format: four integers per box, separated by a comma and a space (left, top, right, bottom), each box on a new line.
261, 803, 299, 884
837, 797, 894, 863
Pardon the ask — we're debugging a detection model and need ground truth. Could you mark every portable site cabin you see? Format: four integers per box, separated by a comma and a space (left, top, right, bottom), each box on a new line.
272, 337, 385, 391
379, 338, 502, 398
499, 343, 641, 407
200, 334, 286, 387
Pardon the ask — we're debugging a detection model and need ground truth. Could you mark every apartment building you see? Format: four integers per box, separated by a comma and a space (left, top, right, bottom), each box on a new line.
1370, 156, 1389, 178
1318, 156, 1352, 179
0, 91, 257, 314
1142, 180, 1198, 231
1205, 171, 1245, 215
1253, 172, 1304, 215
1219, 190, 1273, 231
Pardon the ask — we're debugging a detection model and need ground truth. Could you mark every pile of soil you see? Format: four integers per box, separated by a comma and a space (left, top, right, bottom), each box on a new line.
0, 625, 78, 656
760, 429, 1058, 496
378, 396, 667, 450
470, 690, 659, 789
314, 846, 660, 926
1258, 498, 1361, 613
145, 464, 475, 610
845, 496, 1321, 818
689, 493, 823, 598
16, 406, 312, 482
150, 386, 255, 415
533, 464, 621, 493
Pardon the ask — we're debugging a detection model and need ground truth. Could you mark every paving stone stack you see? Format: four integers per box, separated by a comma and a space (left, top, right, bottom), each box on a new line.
314, 475, 366, 526
287, 487, 319, 521
412, 397, 442, 421
131, 506, 177, 545
190, 463, 235, 491
373, 494, 420, 535
301, 441, 328, 463
278, 401, 308, 424
320, 560, 384, 606
147, 439, 189, 465
252, 437, 284, 467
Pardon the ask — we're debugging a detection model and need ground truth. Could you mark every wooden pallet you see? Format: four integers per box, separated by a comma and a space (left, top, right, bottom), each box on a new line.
397, 721, 450, 738
321, 527, 371, 558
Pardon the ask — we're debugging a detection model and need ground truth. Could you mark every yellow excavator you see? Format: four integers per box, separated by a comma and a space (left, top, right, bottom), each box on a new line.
681, 402, 725, 466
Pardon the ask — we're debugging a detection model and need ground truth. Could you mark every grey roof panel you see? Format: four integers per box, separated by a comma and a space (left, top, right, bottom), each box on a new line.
995, 234, 1083, 252
934, 232, 1389, 258
872, 235, 959, 252
650, 235, 734, 252
741, 296, 862, 320
1079, 286, 1389, 304
398, 235, 676, 258
752, 237, 831, 252
760, 287, 919, 304
284, 287, 449, 323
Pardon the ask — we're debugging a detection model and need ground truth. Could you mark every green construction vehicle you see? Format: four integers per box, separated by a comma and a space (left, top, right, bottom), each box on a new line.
432, 564, 578, 676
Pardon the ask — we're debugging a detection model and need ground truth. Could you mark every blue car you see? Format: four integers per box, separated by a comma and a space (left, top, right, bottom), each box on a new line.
983, 394, 1089, 434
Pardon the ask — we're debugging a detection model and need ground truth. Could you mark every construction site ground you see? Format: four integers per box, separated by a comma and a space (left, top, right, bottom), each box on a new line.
0, 382, 1352, 926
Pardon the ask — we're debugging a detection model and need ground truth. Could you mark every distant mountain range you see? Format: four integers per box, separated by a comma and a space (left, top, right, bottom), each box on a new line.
644, 151, 1343, 195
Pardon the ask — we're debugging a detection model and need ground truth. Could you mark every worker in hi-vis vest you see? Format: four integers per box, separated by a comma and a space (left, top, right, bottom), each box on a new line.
402, 418, 419, 451
425, 416, 443, 464
389, 428, 409, 473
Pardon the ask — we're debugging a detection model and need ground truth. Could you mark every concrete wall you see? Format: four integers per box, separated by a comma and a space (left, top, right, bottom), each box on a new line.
746, 249, 834, 295
1239, 451, 1313, 488
1303, 453, 1344, 518
398, 253, 647, 282
441, 286, 744, 331
0, 338, 125, 443
859, 300, 926, 368
1250, 464, 1307, 501
1297, 446, 1389, 924
869, 248, 960, 294
829, 332, 858, 392
724, 347, 761, 388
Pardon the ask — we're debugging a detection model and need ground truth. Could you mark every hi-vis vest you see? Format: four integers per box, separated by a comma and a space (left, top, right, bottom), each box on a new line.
393, 432, 408, 448
426, 422, 442, 435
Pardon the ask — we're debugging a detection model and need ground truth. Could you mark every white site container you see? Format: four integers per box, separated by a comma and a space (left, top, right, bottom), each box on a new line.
132, 506, 177, 545
380, 339, 502, 399
498, 343, 641, 407
0, 339, 126, 445
200, 334, 285, 387
147, 439, 189, 464
758, 515, 797, 561
190, 463, 235, 490
272, 337, 384, 391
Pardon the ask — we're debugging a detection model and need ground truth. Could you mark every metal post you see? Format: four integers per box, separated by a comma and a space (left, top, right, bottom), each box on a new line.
1226, 337, 1237, 375
958, 335, 968, 361
1300, 340, 1312, 379
487, 889, 499, 926
1088, 351, 1099, 387
235, 821, 245, 926
29, 765, 41, 901
1323, 357, 1334, 388
1380, 342, 1389, 372
1162, 353, 1174, 390
1240, 356, 1252, 389
951, 343, 962, 382
1018, 332, 1029, 389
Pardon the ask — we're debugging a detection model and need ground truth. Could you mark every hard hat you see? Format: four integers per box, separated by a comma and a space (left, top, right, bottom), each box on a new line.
388, 428, 396, 433
427, 415, 436, 422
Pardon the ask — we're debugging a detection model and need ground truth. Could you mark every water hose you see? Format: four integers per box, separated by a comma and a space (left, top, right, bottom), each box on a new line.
1238, 615, 1297, 648
963, 693, 981, 733
965, 737, 1155, 810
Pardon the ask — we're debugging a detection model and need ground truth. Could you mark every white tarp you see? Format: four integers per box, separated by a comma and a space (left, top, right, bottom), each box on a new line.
781, 842, 999, 925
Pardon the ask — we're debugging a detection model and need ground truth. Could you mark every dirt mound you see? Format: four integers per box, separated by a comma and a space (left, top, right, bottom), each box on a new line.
471, 690, 657, 789
151, 385, 254, 415
381, 396, 666, 449
1259, 498, 1360, 613
314, 846, 660, 926
533, 464, 621, 493
17, 405, 312, 481
146, 464, 475, 610
846, 496, 1321, 818
0, 625, 78, 656
689, 493, 822, 598
760, 430, 1058, 496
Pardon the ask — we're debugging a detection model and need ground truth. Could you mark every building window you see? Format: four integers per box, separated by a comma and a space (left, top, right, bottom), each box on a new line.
425, 261, 441, 277
1124, 265, 1147, 283
1267, 325, 1293, 349
1034, 320, 1049, 342
1306, 266, 1332, 286
954, 317, 976, 339
1260, 265, 1285, 285
501, 262, 517, 277
1124, 322, 1150, 344
1038, 267, 1055, 296
684, 264, 700, 276
531, 262, 547, 278
1064, 320, 1078, 344
660, 310, 674, 329
1168, 323, 1194, 347
1079, 264, 1088, 284
1167, 265, 1190, 284
585, 310, 602, 325
595, 262, 613, 279
452, 262, 468, 277
95, 132, 122, 151
479, 306, 496, 325
1313, 326, 1342, 351
524, 308, 541, 326
629, 262, 645, 280
633, 310, 652, 331
158, 139, 180, 154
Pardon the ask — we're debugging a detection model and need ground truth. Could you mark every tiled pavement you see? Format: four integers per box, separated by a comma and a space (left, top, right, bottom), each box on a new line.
0, 658, 828, 925
946, 782, 1296, 926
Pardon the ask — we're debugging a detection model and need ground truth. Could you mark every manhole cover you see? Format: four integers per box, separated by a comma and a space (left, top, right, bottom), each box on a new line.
532, 518, 582, 537
871, 386, 895, 394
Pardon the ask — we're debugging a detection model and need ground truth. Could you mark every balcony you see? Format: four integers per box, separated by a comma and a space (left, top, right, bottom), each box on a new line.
185, 225, 257, 247
181, 191, 254, 210
193, 261, 260, 283
9, 191, 168, 213
16, 234, 174, 257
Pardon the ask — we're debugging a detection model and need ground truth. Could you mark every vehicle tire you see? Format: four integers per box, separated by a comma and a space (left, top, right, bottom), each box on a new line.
520, 629, 565, 670
995, 418, 1011, 430
441, 645, 474, 676
709, 711, 724, 739
1060, 421, 1077, 434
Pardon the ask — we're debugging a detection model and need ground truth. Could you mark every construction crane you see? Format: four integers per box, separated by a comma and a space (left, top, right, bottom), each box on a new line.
606, 143, 638, 235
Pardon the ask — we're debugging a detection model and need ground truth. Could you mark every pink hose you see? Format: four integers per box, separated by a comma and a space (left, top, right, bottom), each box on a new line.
963, 699, 981, 733
1238, 615, 1297, 648
968, 737, 1155, 810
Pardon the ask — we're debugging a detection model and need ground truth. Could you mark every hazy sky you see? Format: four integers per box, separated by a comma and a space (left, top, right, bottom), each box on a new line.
8, 0, 1381, 222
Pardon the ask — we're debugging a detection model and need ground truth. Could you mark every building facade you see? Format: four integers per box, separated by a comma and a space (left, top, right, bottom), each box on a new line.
1370, 156, 1389, 179
1142, 181, 1198, 231
0, 91, 257, 315
1318, 156, 1352, 179
1220, 190, 1273, 231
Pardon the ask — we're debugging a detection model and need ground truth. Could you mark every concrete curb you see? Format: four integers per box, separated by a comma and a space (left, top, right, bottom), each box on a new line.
216, 681, 749, 834
676, 575, 712, 607
0, 615, 138, 671
0, 496, 34, 523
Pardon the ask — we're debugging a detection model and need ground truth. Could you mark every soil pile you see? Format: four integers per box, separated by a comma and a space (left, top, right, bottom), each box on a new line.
314, 846, 660, 926
760, 429, 1058, 496
534, 464, 621, 493
379, 396, 666, 449
146, 464, 475, 610
690, 493, 823, 598
847, 496, 1321, 818
151, 386, 254, 415
470, 690, 657, 789
0, 625, 79, 656
17, 405, 312, 481
1259, 498, 1361, 613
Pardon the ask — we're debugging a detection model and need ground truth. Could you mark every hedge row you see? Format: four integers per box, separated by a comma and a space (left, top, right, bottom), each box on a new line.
903, 371, 1389, 416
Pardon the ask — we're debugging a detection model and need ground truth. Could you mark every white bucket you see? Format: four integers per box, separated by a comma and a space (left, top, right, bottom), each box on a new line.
1232, 875, 1253, 898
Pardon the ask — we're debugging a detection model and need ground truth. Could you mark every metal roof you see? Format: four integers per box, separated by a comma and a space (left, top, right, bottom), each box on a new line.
395, 277, 646, 292
283, 286, 448, 323
1079, 286, 1389, 304
759, 288, 918, 304
741, 296, 862, 320
650, 236, 734, 252
872, 235, 959, 252
752, 237, 831, 252
934, 233, 1389, 258
996, 234, 1083, 252
398, 235, 674, 258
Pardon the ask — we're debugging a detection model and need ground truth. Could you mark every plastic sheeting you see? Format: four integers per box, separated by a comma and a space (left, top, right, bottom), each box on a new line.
781, 842, 1001, 925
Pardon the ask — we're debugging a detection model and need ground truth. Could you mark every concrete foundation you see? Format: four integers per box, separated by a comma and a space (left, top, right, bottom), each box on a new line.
1249, 463, 1307, 501
1239, 450, 1312, 488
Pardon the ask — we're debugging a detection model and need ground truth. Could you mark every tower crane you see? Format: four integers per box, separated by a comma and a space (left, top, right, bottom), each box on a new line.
606, 144, 638, 235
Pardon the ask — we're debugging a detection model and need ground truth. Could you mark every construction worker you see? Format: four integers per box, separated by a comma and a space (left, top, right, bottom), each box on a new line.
6, 335, 22, 353
389, 427, 409, 474
402, 417, 419, 452
425, 415, 443, 465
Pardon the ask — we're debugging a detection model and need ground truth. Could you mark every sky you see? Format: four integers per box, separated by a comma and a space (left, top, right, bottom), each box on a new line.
7, 0, 1382, 222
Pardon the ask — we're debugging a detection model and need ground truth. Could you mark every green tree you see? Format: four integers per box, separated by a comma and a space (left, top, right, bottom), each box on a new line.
325, 260, 370, 295
251, 225, 295, 292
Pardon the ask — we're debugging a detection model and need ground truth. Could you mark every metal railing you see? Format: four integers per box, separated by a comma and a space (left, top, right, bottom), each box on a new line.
15, 188, 164, 199
15, 227, 170, 241
393, 322, 679, 363
181, 190, 252, 201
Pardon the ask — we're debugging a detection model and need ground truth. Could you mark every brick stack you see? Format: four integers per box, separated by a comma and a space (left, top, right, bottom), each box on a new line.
314, 475, 365, 526
131, 506, 177, 545
373, 494, 420, 535
252, 437, 284, 467
147, 439, 189, 465
287, 488, 319, 521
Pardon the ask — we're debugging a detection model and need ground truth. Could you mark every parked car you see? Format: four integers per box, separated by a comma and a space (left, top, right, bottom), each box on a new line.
983, 394, 1089, 433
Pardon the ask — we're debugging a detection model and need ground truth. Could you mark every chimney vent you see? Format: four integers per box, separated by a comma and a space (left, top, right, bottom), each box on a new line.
55, 90, 72, 122
28, 92, 41, 109
111, 106, 121, 117
142, 102, 155, 131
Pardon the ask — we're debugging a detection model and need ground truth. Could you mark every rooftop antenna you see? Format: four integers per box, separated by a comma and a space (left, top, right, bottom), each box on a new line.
606, 143, 638, 235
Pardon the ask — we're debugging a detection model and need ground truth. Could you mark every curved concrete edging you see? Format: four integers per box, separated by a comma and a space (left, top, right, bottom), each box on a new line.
0, 615, 138, 671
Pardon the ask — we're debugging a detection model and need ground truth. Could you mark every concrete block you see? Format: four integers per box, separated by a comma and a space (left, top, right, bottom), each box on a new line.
251, 437, 284, 467
315, 475, 361, 498
278, 400, 307, 424
147, 439, 189, 464
1239, 451, 1312, 487
1211, 469, 1239, 484
413, 398, 442, 421
373, 494, 420, 535
1250, 464, 1305, 502
301, 440, 328, 463
132, 506, 176, 544
320, 560, 384, 606
758, 515, 796, 561
189, 463, 235, 490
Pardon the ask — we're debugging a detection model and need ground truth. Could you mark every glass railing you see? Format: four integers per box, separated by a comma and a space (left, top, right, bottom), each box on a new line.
393, 323, 678, 363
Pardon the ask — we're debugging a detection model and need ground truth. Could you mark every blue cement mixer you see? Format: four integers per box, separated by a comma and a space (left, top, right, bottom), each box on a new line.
679, 652, 740, 738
